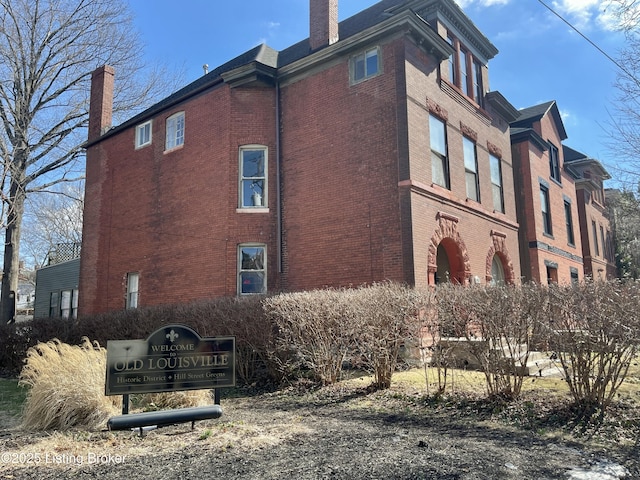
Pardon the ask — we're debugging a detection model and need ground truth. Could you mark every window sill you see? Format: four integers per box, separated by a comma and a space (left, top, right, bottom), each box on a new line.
135, 142, 151, 150
543, 232, 554, 240
163, 145, 184, 154
550, 177, 562, 188
236, 208, 269, 214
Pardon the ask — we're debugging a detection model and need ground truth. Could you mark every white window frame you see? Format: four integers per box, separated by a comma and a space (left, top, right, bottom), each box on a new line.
126, 272, 139, 309
49, 291, 59, 318
165, 112, 185, 151
239, 146, 268, 210
429, 114, 450, 189
60, 290, 72, 319
351, 46, 380, 84
72, 289, 79, 319
490, 154, 504, 213
135, 121, 152, 148
463, 137, 479, 202
238, 244, 266, 295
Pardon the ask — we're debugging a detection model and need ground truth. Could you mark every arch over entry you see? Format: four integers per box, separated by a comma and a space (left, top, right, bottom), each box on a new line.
427, 212, 471, 285
485, 230, 516, 284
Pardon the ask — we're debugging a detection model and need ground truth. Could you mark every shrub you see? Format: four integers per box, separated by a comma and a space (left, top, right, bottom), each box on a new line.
133, 390, 212, 411
546, 279, 640, 416
19, 338, 120, 430
350, 283, 430, 389
265, 288, 359, 385
433, 283, 548, 399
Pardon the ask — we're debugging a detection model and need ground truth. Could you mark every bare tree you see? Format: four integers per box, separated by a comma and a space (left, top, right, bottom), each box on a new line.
607, 187, 640, 278
603, 1, 640, 185
21, 183, 84, 269
0, 0, 179, 323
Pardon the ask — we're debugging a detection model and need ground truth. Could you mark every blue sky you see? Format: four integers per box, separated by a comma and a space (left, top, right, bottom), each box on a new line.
128, 0, 628, 185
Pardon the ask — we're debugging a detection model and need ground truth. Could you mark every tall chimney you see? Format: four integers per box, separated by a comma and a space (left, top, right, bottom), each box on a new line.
310, 0, 338, 51
88, 65, 115, 142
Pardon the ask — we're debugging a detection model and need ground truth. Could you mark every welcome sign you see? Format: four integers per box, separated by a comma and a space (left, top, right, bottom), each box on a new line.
105, 325, 235, 396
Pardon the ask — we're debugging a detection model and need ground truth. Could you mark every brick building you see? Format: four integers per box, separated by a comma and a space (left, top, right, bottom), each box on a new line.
563, 146, 617, 279
80, 0, 521, 315
510, 101, 616, 284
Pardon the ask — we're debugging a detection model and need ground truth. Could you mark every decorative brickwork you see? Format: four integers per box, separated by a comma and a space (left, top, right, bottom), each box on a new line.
487, 141, 502, 159
427, 98, 448, 122
485, 230, 516, 284
460, 122, 478, 142
427, 212, 471, 285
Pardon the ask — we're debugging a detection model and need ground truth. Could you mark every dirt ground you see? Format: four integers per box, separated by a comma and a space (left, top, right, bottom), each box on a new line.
1, 381, 638, 479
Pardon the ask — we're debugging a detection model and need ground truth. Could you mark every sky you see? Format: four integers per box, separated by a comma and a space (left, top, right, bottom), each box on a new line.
127, 0, 630, 186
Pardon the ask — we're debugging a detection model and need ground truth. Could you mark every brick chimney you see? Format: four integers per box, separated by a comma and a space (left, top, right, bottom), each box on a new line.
310, 0, 338, 51
88, 65, 115, 142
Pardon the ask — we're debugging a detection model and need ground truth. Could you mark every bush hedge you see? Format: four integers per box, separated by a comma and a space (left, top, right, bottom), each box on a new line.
2, 280, 640, 416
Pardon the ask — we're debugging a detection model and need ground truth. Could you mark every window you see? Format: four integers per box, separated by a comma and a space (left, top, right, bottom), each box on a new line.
126, 273, 139, 309
61, 290, 72, 319
472, 60, 483, 107
600, 226, 606, 260
72, 289, 79, 319
564, 200, 575, 246
546, 266, 558, 285
549, 142, 561, 183
446, 33, 483, 105
352, 47, 379, 83
447, 36, 456, 84
463, 137, 479, 201
135, 121, 152, 148
490, 255, 505, 286
459, 49, 469, 96
238, 245, 266, 295
592, 221, 599, 257
49, 292, 59, 318
570, 268, 579, 284
239, 147, 267, 208
490, 154, 504, 213
429, 115, 449, 189
165, 112, 185, 150
540, 185, 552, 235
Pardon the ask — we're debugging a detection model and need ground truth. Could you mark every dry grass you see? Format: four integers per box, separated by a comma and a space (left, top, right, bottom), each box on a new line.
18, 338, 121, 431
133, 390, 212, 411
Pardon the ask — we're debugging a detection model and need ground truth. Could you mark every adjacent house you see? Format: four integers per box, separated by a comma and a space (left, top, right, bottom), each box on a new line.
563, 146, 617, 279
510, 101, 616, 283
79, 0, 522, 316
34, 243, 81, 319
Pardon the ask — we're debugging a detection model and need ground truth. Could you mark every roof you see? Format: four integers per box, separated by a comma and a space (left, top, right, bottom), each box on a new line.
563, 145, 611, 180
510, 100, 568, 141
510, 127, 549, 153
88, 0, 496, 146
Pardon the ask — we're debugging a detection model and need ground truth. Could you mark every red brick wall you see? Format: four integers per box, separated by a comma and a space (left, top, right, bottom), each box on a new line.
403, 39, 520, 287
511, 115, 583, 284
279, 38, 407, 291
80, 84, 279, 315
576, 188, 617, 279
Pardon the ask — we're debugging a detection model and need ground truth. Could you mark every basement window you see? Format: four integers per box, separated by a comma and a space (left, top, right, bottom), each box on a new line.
126, 272, 139, 309
238, 245, 266, 295
351, 47, 380, 83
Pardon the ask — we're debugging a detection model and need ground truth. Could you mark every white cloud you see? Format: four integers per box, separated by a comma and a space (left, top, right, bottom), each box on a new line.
560, 109, 577, 127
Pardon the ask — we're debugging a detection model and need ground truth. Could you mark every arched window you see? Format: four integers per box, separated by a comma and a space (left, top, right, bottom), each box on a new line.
490, 255, 505, 286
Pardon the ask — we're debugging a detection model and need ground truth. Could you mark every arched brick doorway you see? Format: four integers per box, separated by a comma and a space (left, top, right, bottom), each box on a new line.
427, 212, 471, 285
485, 230, 516, 284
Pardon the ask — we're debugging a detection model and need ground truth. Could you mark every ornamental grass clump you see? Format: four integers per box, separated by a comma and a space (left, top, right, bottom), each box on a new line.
19, 338, 120, 430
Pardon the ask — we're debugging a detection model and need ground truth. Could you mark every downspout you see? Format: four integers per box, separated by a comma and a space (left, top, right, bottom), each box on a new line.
276, 80, 283, 275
